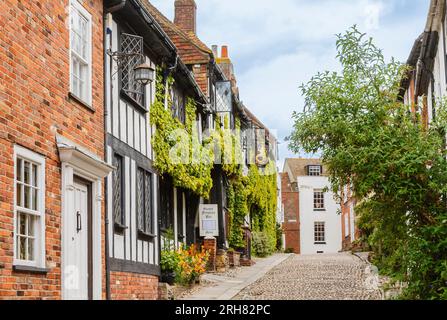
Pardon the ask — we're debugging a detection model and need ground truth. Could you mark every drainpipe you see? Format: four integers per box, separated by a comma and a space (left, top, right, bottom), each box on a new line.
103, 6, 111, 301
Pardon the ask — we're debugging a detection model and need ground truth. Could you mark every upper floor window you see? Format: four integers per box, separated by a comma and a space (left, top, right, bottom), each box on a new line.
70, 0, 92, 105
14, 146, 46, 268
120, 33, 145, 108
137, 168, 153, 237
308, 165, 322, 176
170, 85, 185, 123
313, 189, 325, 210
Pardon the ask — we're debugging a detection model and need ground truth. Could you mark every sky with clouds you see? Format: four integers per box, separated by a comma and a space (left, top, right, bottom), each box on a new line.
149, 0, 429, 168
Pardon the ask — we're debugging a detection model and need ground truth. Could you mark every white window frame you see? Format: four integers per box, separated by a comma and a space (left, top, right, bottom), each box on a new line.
69, 0, 92, 106
13, 145, 46, 268
308, 165, 321, 176
313, 189, 325, 210
314, 221, 325, 244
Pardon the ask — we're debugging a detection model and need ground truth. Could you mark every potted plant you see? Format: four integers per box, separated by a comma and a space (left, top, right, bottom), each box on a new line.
160, 228, 178, 284
160, 249, 179, 285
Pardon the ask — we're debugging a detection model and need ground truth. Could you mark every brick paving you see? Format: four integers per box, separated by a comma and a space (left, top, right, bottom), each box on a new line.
233, 253, 382, 300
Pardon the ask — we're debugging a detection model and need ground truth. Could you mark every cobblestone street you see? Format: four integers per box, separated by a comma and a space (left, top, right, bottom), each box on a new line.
233, 253, 382, 300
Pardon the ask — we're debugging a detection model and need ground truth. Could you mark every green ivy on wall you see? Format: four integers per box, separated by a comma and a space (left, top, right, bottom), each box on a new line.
246, 161, 278, 255
226, 177, 248, 249
150, 68, 214, 198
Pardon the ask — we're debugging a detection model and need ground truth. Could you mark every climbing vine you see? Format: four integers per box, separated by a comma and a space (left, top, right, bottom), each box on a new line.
150, 68, 214, 198
246, 161, 278, 255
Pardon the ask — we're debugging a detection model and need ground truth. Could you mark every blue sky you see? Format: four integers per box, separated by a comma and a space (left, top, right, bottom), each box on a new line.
149, 0, 429, 168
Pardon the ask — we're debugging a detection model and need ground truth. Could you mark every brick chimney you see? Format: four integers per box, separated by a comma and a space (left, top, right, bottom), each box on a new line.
174, 0, 197, 34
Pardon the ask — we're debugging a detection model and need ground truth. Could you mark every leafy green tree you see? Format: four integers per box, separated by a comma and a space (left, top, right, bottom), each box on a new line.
288, 26, 447, 299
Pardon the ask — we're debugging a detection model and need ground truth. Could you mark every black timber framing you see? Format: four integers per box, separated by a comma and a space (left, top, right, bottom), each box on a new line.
110, 258, 160, 276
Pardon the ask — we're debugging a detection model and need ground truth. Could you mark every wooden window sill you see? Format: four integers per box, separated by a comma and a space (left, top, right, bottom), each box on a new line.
137, 230, 156, 241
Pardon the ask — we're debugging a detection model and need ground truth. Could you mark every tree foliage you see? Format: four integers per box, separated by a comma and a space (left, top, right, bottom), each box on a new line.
288, 26, 447, 299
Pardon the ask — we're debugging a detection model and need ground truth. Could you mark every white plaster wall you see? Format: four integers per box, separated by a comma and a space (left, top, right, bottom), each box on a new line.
298, 176, 341, 254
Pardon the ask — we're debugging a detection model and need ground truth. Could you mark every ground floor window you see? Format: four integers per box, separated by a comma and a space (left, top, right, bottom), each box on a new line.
137, 168, 153, 236
314, 221, 325, 244
14, 145, 45, 267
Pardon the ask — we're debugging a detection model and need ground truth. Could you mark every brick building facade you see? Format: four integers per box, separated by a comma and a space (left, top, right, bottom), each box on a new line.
281, 173, 300, 253
0, 0, 110, 299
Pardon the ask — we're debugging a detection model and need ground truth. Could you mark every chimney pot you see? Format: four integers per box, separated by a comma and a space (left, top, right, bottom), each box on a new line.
174, 0, 197, 34
212, 45, 219, 58
221, 46, 229, 59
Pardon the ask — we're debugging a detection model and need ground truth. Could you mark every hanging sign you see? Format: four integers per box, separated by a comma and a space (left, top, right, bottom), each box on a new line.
199, 204, 219, 237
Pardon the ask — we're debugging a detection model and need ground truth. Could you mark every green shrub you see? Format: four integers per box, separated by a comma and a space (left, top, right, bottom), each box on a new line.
252, 231, 274, 257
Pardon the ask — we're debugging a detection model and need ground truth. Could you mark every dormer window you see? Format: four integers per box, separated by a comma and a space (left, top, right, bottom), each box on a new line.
308, 165, 322, 176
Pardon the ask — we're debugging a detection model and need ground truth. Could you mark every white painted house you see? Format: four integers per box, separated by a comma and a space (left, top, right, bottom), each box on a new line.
298, 171, 341, 255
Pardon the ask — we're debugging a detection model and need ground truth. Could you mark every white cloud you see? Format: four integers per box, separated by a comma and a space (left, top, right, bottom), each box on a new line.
148, 0, 427, 165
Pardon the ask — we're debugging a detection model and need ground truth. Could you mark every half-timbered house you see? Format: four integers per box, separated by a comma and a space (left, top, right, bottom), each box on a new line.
103, 0, 207, 300
142, 0, 232, 251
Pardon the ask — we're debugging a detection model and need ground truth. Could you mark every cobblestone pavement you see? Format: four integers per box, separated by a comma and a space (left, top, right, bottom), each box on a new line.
233, 253, 383, 300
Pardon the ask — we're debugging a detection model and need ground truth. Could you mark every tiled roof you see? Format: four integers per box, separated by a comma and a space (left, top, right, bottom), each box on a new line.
283, 158, 326, 182
141, 0, 212, 65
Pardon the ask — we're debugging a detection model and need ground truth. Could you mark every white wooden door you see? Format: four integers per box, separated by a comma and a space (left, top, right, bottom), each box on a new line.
65, 181, 89, 300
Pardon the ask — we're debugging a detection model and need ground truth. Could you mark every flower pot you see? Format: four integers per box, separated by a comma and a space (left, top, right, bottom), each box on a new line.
161, 271, 176, 285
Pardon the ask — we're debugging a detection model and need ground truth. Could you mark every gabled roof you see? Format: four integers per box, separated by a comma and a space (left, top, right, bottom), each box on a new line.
141, 0, 212, 65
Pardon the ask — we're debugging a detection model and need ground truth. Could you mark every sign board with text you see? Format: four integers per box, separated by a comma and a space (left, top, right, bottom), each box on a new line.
199, 204, 219, 237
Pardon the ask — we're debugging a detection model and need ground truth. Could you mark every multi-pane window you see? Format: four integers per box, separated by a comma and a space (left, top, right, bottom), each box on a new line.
170, 85, 185, 124
113, 154, 125, 228
308, 165, 322, 176
160, 178, 174, 231
314, 222, 325, 243
137, 168, 153, 236
120, 33, 144, 107
313, 189, 325, 210
70, 0, 92, 104
14, 146, 45, 267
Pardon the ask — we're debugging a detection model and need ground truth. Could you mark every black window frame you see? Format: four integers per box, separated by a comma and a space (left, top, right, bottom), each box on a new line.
159, 178, 175, 232
137, 167, 154, 239
112, 153, 126, 232
118, 28, 146, 111
177, 190, 185, 242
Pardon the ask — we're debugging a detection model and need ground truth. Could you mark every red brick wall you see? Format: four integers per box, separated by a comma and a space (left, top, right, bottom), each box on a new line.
0, 0, 104, 299
203, 238, 217, 271
174, 0, 197, 34
110, 272, 158, 300
281, 173, 300, 253
192, 64, 209, 97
